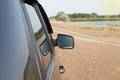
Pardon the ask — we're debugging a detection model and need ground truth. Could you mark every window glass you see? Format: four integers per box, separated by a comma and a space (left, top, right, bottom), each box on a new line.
25, 4, 51, 69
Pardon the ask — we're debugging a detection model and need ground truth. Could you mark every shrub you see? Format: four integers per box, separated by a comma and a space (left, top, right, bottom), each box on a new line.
55, 12, 70, 22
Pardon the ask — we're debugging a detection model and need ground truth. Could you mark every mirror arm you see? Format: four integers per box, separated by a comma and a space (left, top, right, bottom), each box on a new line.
53, 39, 57, 47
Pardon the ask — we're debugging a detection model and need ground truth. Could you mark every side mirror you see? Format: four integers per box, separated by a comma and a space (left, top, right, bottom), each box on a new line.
57, 34, 74, 49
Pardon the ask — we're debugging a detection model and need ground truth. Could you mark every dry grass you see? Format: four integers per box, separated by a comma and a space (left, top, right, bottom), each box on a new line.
51, 21, 120, 32
51, 21, 120, 39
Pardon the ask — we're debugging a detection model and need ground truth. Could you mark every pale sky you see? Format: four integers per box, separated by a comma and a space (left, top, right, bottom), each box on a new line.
39, 0, 120, 16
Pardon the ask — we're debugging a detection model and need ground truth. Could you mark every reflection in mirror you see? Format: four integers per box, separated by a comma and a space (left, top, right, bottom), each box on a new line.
57, 34, 74, 49
40, 40, 50, 56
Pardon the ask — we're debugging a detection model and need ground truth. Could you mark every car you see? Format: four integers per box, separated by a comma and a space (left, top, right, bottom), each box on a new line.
0, 0, 74, 80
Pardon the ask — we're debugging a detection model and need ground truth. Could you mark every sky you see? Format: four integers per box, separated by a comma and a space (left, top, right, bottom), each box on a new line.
39, 0, 120, 16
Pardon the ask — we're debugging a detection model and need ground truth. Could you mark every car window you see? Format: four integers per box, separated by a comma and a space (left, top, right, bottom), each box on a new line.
25, 4, 51, 69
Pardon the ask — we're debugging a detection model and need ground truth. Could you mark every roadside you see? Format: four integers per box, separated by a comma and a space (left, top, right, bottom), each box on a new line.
51, 21, 120, 80
51, 21, 120, 41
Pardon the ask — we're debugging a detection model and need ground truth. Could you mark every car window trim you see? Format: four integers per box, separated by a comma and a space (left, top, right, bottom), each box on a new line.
24, 0, 53, 33
21, 2, 47, 80
32, 3, 55, 80
23, 1, 55, 80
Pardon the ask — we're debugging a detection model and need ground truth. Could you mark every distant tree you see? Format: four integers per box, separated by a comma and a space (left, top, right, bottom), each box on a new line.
52, 12, 120, 21
91, 13, 98, 18
55, 12, 70, 22
109, 15, 116, 18
71, 13, 78, 18
68, 13, 98, 18
117, 14, 120, 17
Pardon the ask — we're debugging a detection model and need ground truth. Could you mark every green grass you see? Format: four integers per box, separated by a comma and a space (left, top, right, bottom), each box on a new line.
70, 18, 120, 21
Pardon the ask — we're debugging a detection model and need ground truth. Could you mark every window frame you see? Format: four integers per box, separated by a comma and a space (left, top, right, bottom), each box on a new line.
21, 2, 46, 80
23, 1, 55, 80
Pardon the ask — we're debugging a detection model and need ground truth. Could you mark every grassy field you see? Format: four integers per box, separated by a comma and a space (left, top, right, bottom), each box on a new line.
51, 21, 120, 42
51, 21, 120, 32
76, 24, 120, 33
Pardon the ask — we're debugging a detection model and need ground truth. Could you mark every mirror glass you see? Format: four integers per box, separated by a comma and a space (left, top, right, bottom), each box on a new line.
40, 40, 50, 56
57, 34, 74, 49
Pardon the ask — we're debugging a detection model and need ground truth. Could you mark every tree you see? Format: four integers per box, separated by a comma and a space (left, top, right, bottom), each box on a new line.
55, 12, 70, 22
117, 14, 120, 17
91, 13, 98, 18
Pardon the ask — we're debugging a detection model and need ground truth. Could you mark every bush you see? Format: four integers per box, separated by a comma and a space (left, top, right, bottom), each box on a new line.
55, 12, 70, 22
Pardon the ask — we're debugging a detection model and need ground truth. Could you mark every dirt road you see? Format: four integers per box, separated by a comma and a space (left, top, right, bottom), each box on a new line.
52, 25, 120, 80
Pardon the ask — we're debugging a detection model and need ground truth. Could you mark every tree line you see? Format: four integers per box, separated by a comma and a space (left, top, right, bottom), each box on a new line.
49, 12, 120, 21
68, 13, 120, 18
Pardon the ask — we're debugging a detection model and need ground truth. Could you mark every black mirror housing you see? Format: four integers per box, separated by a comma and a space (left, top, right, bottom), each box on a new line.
57, 34, 74, 49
